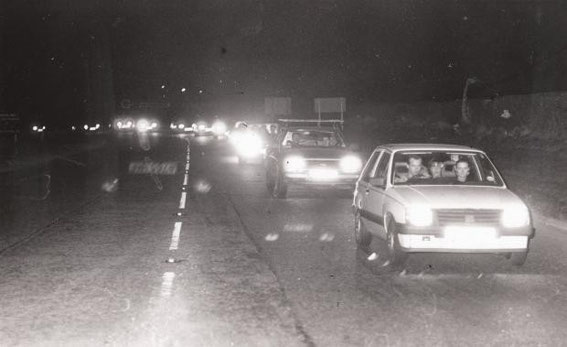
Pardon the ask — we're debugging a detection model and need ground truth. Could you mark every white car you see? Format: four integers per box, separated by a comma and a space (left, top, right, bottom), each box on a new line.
353, 144, 534, 267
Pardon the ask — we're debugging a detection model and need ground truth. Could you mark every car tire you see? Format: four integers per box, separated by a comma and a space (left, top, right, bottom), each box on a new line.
510, 251, 528, 266
272, 168, 288, 199
354, 212, 371, 250
386, 218, 408, 268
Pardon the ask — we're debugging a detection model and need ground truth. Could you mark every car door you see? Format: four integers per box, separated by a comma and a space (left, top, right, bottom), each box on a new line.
356, 150, 381, 231
360, 151, 391, 239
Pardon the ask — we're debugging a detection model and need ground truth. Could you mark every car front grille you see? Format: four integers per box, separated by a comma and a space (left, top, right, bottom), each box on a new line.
435, 209, 502, 226
305, 159, 340, 168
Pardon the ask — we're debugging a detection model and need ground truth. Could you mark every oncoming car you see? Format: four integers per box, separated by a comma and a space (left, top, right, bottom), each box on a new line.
353, 144, 534, 267
265, 119, 362, 198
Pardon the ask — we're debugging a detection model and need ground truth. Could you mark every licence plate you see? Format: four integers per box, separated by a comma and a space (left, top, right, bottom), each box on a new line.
444, 226, 496, 243
128, 161, 178, 175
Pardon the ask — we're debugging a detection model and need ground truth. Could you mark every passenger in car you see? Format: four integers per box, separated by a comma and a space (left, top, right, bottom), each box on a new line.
395, 155, 431, 182
453, 159, 471, 183
428, 159, 444, 178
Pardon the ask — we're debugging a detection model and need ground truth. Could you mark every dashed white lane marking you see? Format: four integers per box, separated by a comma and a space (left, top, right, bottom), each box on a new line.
169, 222, 182, 250
179, 192, 187, 209
160, 272, 176, 297
183, 173, 189, 186
185, 163, 190, 171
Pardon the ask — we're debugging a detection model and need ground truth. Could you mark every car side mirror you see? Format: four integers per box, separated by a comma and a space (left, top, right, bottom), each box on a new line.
369, 177, 386, 187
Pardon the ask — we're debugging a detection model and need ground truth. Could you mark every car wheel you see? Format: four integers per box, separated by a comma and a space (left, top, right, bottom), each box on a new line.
386, 218, 408, 268
272, 168, 288, 199
354, 212, 371, 250
510, 251, 528, 266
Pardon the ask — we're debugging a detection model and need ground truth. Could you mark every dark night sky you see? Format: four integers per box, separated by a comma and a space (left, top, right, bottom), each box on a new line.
2, 0, 567, 122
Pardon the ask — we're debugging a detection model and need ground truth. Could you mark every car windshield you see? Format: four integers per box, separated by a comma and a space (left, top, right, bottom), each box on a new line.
281, 129, 344, 148
392, 151, 504, 186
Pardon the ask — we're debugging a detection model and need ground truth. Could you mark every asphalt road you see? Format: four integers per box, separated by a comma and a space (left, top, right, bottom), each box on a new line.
1, 134, 567, 346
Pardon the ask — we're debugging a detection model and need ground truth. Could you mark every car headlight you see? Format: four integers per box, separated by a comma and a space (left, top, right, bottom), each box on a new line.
212, 121, 227, 135
137, 119, 150, 132
235, 134, 263, 156
406, 206, 433, 227
150, 121, 158, 129
340, 155, 362, 173
284, 156, 306, 172
501, 205, 530, 228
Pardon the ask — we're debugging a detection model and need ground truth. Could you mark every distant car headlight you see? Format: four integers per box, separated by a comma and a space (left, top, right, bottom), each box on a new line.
284, 156, 306, 172
501, 205, 530, 228
150, 121, 158, 129
406, 206, 433, 227
340, 155, 362, 173
170, 123, 176, 129
137, 119, 150, 132
83, 124, 89, 130
212, 121, 227, 135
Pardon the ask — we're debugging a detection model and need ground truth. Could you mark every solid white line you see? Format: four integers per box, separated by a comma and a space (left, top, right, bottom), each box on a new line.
183, 174, 189, 186
169, 222, 182, 250
179, 192, 187, 209
160, 272, 176, 297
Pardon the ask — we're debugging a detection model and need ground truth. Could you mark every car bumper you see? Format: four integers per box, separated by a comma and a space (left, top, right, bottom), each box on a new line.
284, 172, 358, 186
395, 224, 533, 253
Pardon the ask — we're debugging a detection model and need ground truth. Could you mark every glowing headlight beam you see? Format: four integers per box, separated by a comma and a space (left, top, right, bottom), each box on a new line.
340, 155, 363, 173
284, 156, 306, 172
406, 206, 433, 227
501, 206, 530, 228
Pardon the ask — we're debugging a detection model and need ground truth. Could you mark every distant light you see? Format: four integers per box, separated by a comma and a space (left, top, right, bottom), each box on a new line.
32, 126, 38, 131
198, 90, 203, 94
181, 88, 186, 93
71, 126, 76, 131
161, 85, 165, 89
84, 124, 89, 130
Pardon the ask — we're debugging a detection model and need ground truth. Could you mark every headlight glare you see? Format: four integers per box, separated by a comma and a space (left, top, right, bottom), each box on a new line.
406, 206, 433, 227
501, 206, 530, 228
284, 156, 306, 172
340, 155, 362, 173
136, 119, 150, 132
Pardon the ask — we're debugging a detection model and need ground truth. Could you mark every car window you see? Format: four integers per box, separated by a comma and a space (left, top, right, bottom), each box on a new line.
371, 152, 391, 180
281, 129, 343, 148
391, 150, 504, 186
360, 150, 382, 183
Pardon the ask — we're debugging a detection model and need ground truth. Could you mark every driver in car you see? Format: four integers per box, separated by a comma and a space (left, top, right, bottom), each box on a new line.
395, 155, 431, 182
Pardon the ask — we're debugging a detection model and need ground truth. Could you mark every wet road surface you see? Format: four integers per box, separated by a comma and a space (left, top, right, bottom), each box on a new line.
1, 134, 567, 346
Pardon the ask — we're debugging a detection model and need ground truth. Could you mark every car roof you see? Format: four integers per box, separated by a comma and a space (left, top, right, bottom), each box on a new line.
284, 126, 337, 132
375, 143, 484, 152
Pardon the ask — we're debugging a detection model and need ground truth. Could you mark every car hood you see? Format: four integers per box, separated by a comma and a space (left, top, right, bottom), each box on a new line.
282, 147, 350, 159
391, 185, 526, 209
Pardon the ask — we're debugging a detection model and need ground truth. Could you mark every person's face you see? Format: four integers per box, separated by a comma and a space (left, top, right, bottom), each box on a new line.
455, 162, 470, 181
429, 162, 443, 178
408, 158, 422, 176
